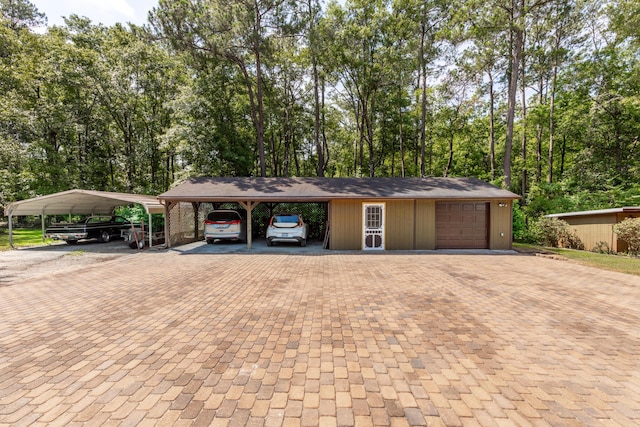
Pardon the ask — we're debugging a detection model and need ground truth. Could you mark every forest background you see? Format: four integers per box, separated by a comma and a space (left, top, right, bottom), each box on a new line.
1, 0, 639, 241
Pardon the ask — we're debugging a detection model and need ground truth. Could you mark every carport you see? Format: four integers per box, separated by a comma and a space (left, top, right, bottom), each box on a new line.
4, 189, 165, 248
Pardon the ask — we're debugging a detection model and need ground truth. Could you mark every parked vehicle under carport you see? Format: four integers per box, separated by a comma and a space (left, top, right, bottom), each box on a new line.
266, 213, 309, 247
45, 215, 131, 245
204, 210, 247, 244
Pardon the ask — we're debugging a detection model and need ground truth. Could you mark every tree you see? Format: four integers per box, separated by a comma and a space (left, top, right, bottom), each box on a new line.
151, 0, 300, 177
0, 0, 45, 31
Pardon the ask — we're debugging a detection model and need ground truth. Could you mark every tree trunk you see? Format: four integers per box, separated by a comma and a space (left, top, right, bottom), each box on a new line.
254, 28, 266, 177
536, 75, 544, 181
399, 98, 405, 177
560, 133, 566, 178
488, 70, 496, 181
504, 0, 524, 189
504, 31, 523, 189
312, 57, 323, 177
419, 22, 428, 177
321, 75, 329, 172
547, 58, 558, 184
444, 134, 454, 177
547, 22, 561, 184
231, 57, 261, 175
367, 96, 376, 177
520, 30, 527, 197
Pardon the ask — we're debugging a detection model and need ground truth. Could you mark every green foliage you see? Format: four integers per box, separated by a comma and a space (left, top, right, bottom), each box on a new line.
115, 204, 164, 230
533, 217, 584, 250
512, 201, 536, 243
613, 217, 640, 256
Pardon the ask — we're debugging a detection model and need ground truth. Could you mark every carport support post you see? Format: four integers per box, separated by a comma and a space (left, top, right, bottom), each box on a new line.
148, 213, 153, 248
41, 213, 46, 243
192, 202, 200, 242
8, 213, 13, 248
162, 201, 176, 248
239, 201, 259, 250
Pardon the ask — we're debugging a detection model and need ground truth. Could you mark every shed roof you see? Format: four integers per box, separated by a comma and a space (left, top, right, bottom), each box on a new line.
4, 189, 165, 217
546, 207, 640, 219
159, 177, 520, 203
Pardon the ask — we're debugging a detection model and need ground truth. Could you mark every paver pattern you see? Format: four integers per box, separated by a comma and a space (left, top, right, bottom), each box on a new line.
1, 251, 639, 426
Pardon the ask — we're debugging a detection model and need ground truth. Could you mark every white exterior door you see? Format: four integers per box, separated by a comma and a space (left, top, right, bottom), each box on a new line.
363, 203, 385, 250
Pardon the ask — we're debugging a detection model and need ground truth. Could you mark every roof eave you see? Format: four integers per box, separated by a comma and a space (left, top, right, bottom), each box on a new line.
546, 206, 640, 218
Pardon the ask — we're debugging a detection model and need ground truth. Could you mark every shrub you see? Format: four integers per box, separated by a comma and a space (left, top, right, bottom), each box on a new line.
613, 217, 640, 256
534, 217, 584, 250
592, 241, 613, 255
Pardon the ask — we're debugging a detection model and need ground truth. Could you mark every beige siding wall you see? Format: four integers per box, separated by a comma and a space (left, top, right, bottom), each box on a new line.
330, 199, 417, 250
564, 214, 617, 252
489, 200, 513, 250
385, 200, 415, 250
330, 198, 515, 251
415, 200, 436, 250
330, 200, 362, 250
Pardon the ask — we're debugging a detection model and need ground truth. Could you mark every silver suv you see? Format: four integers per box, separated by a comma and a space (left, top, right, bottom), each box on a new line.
204, 210, 246, 244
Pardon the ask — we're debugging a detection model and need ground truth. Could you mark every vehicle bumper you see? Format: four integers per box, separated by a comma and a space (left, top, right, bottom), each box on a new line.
204, 232, 242, 240
45, 233, 89, 241
267, 236, 305, 244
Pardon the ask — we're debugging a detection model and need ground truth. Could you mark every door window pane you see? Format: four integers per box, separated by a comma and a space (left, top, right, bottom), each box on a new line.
366, 206, 382, 228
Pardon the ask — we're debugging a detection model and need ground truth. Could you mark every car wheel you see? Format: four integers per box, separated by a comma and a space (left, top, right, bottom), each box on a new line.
300, 239, 306, 247
206, 239, 214, 244
99, 231, 111, 243
267, 239, 273, 247
66, 240, 78, 245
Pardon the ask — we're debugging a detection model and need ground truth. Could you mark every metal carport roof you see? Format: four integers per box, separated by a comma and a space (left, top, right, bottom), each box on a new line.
4, 189, 165, 249
4, 189, 164, 217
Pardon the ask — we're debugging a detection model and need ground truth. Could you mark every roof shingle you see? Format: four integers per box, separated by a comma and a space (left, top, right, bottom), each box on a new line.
159, 177, 519, 202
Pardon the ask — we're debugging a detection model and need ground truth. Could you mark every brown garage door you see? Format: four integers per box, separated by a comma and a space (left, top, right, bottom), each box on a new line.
436, 202, 489, 249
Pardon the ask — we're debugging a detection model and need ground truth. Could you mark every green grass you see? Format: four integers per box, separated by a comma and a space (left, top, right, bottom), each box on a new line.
0, 228, 54, 250
514, 243, 640, 276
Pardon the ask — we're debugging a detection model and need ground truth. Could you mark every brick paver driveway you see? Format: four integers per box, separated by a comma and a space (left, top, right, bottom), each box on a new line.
1, 251, 639, 426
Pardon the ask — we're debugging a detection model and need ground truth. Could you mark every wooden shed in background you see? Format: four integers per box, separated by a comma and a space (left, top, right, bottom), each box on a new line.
158, 177, 520, 251
547, 207, 640, 253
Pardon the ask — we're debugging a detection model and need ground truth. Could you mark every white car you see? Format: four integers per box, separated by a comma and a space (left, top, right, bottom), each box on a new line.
204, 210, 246, 244
266, 214, 308, 247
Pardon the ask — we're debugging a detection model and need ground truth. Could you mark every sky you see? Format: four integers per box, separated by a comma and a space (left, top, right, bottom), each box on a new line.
31, 0, 159, 28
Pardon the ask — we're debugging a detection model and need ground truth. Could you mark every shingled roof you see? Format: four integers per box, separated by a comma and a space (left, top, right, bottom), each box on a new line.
159, 177, 519, 202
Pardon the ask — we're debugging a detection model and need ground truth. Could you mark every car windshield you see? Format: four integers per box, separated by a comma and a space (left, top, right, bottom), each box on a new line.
207, 211, 240, 222
274, 215, 300, 224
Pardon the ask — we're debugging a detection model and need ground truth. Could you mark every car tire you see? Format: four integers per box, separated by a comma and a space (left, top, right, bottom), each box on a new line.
206, 239, 214, 244
267, 239, 273, 247
99, 231, 111, 243
300, 239, 306, 247
66, 240, 78, 245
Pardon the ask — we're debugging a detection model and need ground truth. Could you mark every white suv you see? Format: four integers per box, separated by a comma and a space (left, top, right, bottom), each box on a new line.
266, 214, 309, 247
204, 210, 246, 244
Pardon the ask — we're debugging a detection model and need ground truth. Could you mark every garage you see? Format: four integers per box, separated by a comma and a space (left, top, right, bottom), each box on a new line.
159, 177, 520, 251
436, 202, 489, 249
